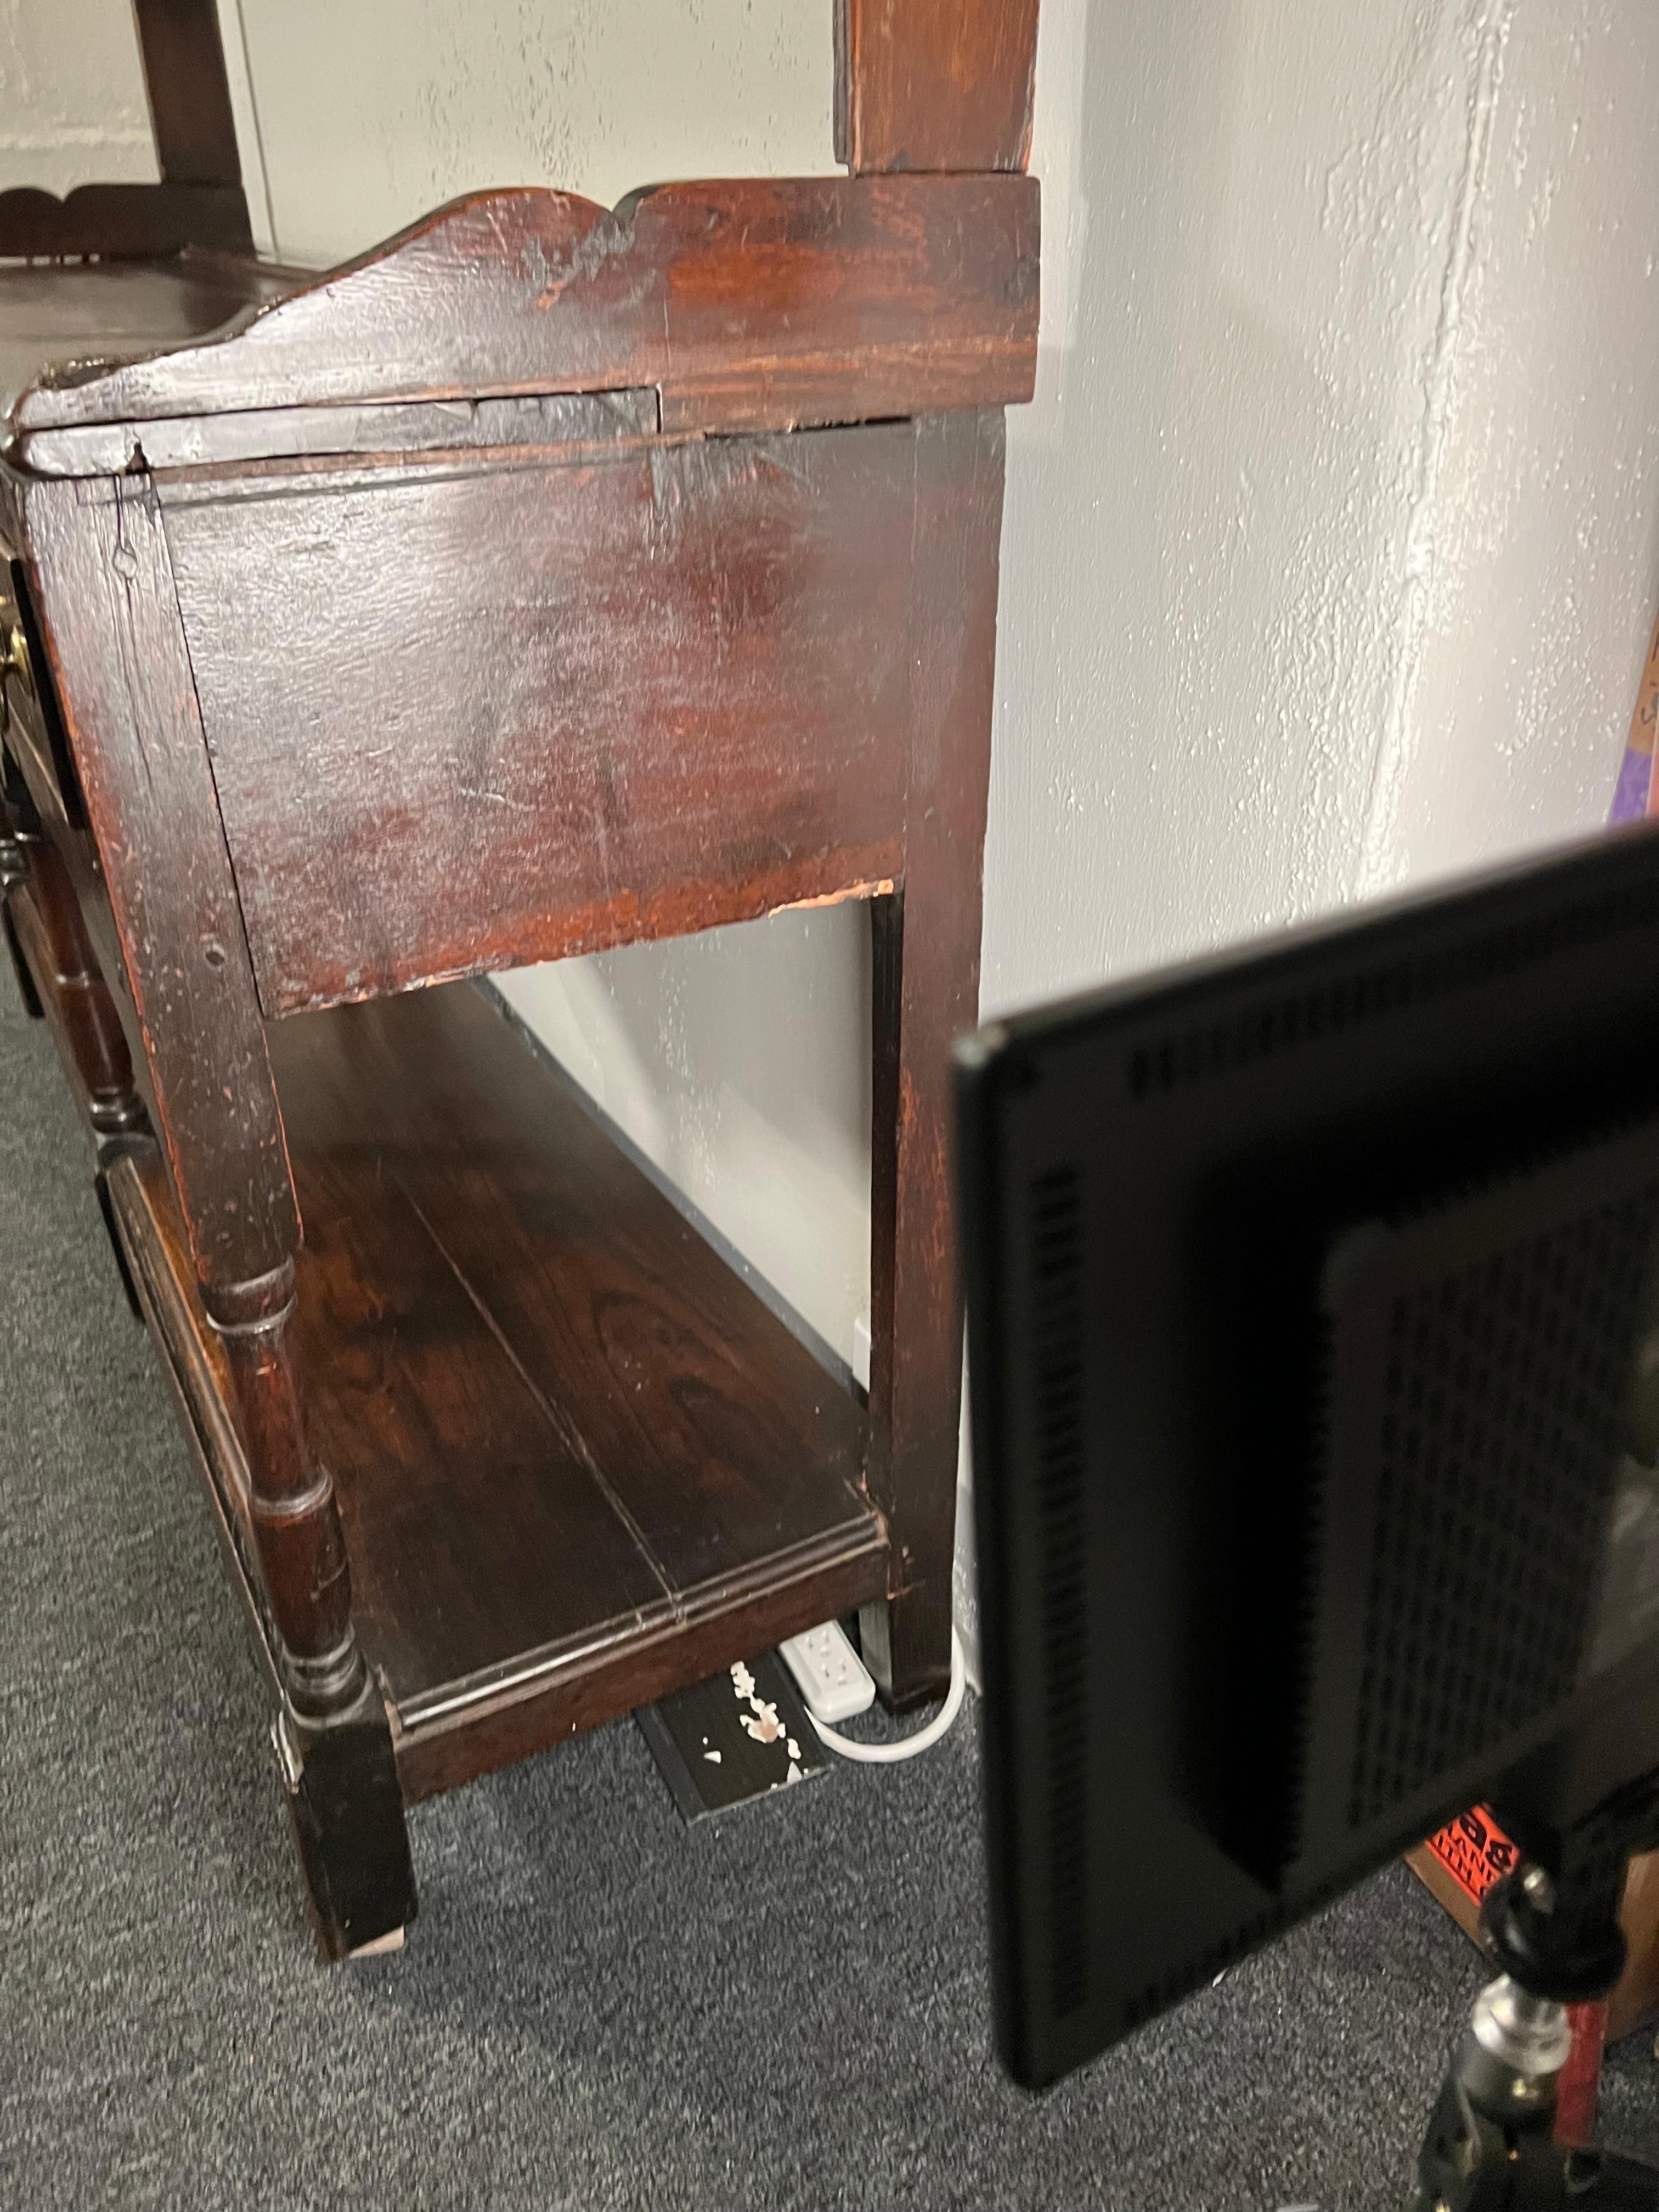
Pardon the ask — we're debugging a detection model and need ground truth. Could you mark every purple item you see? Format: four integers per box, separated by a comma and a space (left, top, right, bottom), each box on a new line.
1610, 741, 1651, 825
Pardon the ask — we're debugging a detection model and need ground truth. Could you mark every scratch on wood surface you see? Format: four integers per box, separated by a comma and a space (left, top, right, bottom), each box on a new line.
533, 202, 647, 313
458, 782, 533, 814
482, 202, 512, 262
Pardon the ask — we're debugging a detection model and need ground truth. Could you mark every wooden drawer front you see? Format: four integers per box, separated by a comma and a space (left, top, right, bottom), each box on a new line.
1, 565, 79, 832
160, 423, 918, 1016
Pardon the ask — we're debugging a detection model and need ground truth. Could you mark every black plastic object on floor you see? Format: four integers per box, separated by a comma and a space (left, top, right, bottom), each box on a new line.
637, 1650, 827, 1822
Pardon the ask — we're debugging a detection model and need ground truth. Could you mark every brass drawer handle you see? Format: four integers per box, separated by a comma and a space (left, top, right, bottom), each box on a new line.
2, 615, 31, 692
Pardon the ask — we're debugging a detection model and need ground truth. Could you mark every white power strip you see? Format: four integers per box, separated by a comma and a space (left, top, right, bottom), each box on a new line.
779, 1619, 876, 1723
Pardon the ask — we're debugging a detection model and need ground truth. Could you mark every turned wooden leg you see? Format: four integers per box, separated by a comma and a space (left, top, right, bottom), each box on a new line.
203, 1263, 415, 1957
861, 409, 1005, 1708
25, 471, 415, 1955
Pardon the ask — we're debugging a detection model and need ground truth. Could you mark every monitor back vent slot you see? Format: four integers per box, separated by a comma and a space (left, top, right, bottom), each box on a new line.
1030, 1161, 1089, 2018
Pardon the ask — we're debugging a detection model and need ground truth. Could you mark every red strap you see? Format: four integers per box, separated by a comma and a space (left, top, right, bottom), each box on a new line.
1554, 2001, 1607, 2148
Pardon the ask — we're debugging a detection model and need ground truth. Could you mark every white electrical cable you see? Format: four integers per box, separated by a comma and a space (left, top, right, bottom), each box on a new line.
808, 1626, 966, 1763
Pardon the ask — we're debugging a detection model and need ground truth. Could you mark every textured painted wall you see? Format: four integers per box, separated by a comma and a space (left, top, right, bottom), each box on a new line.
956, 0, 1659, 1664
0, 0, 154, 195
236, 0, 833, 266
989, 0, 1658, 1018
10, 2, 1659, 1671
1357, 2, 1659, 886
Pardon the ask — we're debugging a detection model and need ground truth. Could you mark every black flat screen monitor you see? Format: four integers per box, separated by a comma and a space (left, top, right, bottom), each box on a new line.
955, 824, 1659, 2091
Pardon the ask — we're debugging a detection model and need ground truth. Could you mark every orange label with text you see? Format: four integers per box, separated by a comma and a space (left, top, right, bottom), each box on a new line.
1425, 1805, 1520, 1905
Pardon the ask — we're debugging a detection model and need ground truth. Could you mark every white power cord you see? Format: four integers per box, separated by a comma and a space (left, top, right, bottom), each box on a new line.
808, 1625, 966, 1763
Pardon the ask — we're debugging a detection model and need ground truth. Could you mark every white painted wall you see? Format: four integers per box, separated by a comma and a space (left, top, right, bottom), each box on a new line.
230, 0, 833, 268
10, 2, 1659, 1674
0, 0, 154, 196
990, 0, 1658, 1019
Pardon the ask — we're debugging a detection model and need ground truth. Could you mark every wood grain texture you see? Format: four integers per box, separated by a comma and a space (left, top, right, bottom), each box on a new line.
3, 670, 164, 1148
210, 1267, 367, 1714
106, 1139, 416, 1960
835, 0, 1041, 174
160, 424, 918, 1014
1, 719, 155, 1133
270, 984, 880, 1714
863, 410, 1005, 1705
393, 1532, 886, 1803
0, 0, 1034, 1912
19, 470, 299, 1290
3, 560, 87, 832
104, 1142, 286, 1680
13, 175, 1037, 439
12, 496, 365, 1713
285, 984, 877, 1610
99, 982, 884, 1799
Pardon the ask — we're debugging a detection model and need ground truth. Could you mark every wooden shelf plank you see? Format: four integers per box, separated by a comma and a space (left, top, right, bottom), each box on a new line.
105, 978, 884, 1803
284, 986, 872, 1597
283, 1119, 678, 1707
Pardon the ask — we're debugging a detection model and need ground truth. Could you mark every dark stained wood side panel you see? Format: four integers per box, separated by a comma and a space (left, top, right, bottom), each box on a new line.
20, 471, 300, 1290
3, 837, 142, 1139
835, 0, 1041, 175
3, 679, 166, 1146
104, 1142, 279, 1664
14, 176, 1037, 438
161, 426, 917, 1015
1, 731, 161, 1142
864, 409, 1005, 1706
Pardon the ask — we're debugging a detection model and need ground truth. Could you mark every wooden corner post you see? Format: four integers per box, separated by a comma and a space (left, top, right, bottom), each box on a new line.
842, 3, 1039, 1703
21, 471, 415, 1956
864, 410, 1007, 1705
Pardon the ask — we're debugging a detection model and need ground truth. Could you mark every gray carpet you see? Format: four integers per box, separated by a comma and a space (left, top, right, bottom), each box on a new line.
4, 962, 1657, 2212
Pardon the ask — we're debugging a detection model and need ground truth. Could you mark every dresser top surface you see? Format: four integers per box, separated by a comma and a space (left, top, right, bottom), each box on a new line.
0, 252, 303, 422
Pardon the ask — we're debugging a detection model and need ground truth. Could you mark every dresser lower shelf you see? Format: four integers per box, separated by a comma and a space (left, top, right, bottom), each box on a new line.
101, 978, 887, 1804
